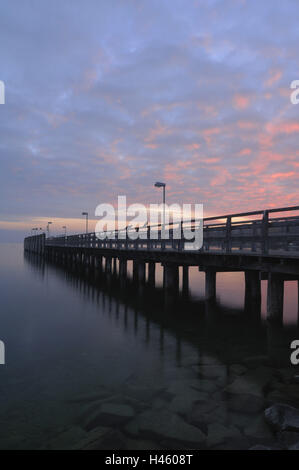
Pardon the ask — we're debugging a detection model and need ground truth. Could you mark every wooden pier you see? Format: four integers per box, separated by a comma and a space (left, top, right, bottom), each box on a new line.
24, 205, 299, 324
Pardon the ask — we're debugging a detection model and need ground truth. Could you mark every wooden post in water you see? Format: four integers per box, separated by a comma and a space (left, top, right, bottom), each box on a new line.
113, 257, 117, 275
119, 258, 127, 278
137, 261, 146, 284
244, 270, 261, 317
182, 265, 189, 296
133, 260, 139, 282
205, 269, 216, 300
148, 261, 155, 287
105, 256, 112, 274
164, 264, 179, 305
267, 272, 284, 324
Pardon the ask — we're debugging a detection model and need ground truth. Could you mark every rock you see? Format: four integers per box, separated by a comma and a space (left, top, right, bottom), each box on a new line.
169, 389, 203, 415
123, 420, 140, 438
194, 365, 227, 380
73, 426, 126, 450
77, 395, 122, 426
289, 442, 299, 450
167, 379, 205, 396
125, 438, 162, 450
131, 410, 206, 447
207, 423, 243, 448
225, 366, 273, 397
228, 412, 253, 430
276, 368, 296, 384
44, 426, 87, 450
244, 416, 274, 441
250, 444, 280, 450
0, 436, 30, 450
243, 355, 270, 368
274, 384, 299, 405
198, 356, 221, 366
121, 384, 163, 403
188, 401, 218, 430
212, 439, 249, 450
265, 403, 299, 432
278, 431, 299, 449
195, 379, 218, 394
203, 404, 228, 426
266, 390, 293, 407
179, 355, 200, 367
191, 400, 218, 417
152, 398, 169, 411
83, 403, 135, 431
230, 364, 247, 376
66, 390, 110, 404
226, 393, 264, 414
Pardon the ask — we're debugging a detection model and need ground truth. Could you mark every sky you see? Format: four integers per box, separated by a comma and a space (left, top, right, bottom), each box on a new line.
0, 0, 299, 241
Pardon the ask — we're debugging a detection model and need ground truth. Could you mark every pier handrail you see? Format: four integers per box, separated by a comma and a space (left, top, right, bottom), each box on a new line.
31, 204, 299, 257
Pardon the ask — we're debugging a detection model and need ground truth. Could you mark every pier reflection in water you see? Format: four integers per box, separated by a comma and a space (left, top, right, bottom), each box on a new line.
0, 244, 298, 449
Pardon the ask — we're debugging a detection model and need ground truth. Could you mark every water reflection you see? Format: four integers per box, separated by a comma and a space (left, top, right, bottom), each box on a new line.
24, 250, 297, 368
0, 244, 297, 449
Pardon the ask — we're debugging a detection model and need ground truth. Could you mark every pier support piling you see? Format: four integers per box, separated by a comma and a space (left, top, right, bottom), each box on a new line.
113, 257, 117, 275
267, 273, 284, 324
244, 271, 261, 316
133, 260, 139, 282
182, 265, 189, 296
205, 269, 216, 301
164, 264, 179, 306
105, 256, 112, 275
137, 262, 146, 285
148, 262, 155, 287
119, 259, 127, 278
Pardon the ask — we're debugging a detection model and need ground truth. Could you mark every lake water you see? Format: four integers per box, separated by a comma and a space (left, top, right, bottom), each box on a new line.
0, 243, 298, 449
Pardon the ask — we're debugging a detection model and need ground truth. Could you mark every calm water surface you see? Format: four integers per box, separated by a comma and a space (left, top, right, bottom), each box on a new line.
0, 243, 298, 449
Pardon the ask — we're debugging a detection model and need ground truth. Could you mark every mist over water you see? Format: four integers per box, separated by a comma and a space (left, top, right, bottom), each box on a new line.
0, 243, 298, 449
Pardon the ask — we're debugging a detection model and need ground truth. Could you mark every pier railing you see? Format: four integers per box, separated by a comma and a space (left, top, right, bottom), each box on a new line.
44, 205, 299, 257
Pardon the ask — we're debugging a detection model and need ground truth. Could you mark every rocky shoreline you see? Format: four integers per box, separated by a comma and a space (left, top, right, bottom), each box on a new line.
36, 355, 299, 450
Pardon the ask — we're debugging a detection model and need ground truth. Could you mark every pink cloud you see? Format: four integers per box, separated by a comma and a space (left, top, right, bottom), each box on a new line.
185, 143, 200, 150
233, 94, 250, 110
239, 148, 251, 156
264, 69, 282, 87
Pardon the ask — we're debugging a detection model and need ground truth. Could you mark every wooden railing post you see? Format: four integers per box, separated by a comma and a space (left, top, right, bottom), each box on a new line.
262, 210, 269, 254
180, 222, 184, 252
147, 226, 151, 250
226, 216, 231, 253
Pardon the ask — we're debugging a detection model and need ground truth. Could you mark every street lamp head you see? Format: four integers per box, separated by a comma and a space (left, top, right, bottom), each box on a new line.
48, 221, 52, 225
154, 181, 165, 188
82, 212, 88, 216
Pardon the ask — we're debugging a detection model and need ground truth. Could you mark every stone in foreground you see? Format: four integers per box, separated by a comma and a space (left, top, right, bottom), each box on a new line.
133, 410, 206, 447
265, 403, 299, 432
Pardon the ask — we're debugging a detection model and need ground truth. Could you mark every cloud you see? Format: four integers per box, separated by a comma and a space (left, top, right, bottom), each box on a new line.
0, 0, 299, 237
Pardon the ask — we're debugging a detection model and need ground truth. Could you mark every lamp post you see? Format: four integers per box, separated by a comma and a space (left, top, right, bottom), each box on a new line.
62, 225, 67, 236
47, 221, 52, 238
154, 181, 166, 228
82, 212, 88, 234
